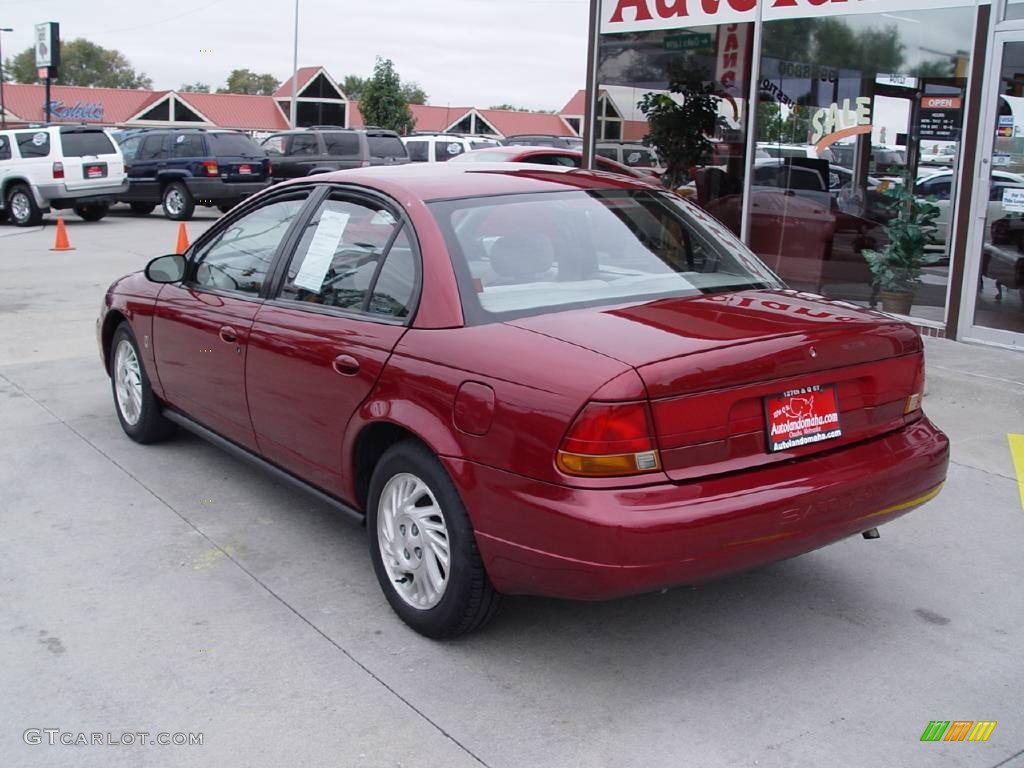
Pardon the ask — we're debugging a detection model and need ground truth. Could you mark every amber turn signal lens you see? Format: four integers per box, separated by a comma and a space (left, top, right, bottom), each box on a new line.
556, 449, 662, 478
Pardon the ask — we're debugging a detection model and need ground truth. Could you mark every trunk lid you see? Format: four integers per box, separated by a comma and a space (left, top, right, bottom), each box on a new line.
508, 290, 924, 480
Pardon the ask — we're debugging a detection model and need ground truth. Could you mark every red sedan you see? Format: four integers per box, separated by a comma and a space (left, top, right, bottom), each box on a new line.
98, 163, 949, 638
450, 144, 657, 180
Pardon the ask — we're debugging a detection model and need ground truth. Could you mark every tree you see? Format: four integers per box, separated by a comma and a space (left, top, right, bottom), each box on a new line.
218, 69, 279, 96
6, 38, 151, 88
757, 100, 785, 143
179, 82, 211, 93
359, 57, 415, 134
342, 74, 367, 101
490, 104, 530, 112
401, 81, 427, 105
638, 58, 718, 189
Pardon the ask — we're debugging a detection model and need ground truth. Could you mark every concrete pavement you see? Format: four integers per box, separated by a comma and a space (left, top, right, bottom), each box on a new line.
1, 211, 1022, 767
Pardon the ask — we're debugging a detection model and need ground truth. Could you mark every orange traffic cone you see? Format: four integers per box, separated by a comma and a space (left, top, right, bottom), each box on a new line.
50, 216, 74, 251
175, 222, 190, 254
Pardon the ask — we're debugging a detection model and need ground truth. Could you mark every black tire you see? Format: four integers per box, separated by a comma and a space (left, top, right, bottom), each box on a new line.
129, 202, 156, 215
161, 181, 195, 221
6, 184, 42, 227
109, 323, 175, 444
74, 203, 109, 222
367, 441, 501, 638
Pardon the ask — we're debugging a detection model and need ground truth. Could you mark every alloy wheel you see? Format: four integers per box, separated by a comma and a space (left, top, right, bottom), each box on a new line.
10, 192, 30, 223
377, 472, 451, 610
164, 188, 184, 216
113, 339, 143, 426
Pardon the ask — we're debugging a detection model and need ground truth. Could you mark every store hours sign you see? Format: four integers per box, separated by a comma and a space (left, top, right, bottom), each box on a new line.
918, 96, 962, 141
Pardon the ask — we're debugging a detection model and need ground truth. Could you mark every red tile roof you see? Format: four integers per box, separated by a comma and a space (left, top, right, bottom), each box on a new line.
1, 83, 166, 124
623, 120, 650, 142
477, 109, 574, 137
175, 91, 289, 130
559, 89, 587, 116
273, 67, 321, 98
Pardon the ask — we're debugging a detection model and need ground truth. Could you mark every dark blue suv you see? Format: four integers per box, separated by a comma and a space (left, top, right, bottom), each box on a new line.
115, 129, 270, 220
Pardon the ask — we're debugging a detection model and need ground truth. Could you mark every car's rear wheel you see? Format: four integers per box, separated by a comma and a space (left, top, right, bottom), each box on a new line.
129, 202, 156, 215
7, 184, 42, 227
74, 203, 109, 222
367, 441, 500, 638
110, 323, 175, 444
162, 181, 195, 221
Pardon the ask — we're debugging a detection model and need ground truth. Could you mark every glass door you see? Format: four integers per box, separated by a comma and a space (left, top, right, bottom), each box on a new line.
962, 32, 1024, 348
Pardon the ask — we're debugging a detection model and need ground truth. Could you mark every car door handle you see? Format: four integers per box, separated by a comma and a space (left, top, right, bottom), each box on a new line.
332, 354, 360, 376
219, 325, 238, 344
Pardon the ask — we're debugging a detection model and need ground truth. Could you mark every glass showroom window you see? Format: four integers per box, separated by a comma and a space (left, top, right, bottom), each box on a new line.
752, 7, 974, 323
596, 22, 755, 238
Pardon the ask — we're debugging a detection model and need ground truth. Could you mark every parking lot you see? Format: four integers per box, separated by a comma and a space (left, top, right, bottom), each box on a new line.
1, 209, 1023, 768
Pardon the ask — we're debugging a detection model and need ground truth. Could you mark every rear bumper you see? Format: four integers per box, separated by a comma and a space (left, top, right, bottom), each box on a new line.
445, 418, 949, 600
35, 180, 129, 207
184, 178, 269, 203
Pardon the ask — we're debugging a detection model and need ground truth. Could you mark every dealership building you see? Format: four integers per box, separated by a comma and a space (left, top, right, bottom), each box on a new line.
582, 0, 1024, 348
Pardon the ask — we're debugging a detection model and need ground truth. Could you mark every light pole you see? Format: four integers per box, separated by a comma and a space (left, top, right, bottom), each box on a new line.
289, 0, 299, 128
0, 27, 12, 129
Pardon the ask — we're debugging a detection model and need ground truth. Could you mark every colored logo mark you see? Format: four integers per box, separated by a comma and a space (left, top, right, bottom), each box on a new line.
920, 721, 997, 742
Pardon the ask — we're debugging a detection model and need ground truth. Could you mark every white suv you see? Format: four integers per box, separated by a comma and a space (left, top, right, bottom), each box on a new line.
0, 125, 128, 226
402, 134, 502, 164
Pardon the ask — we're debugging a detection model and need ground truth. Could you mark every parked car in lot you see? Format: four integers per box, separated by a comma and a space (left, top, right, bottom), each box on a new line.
0, 125, 127, 226
98, 163, 949, 637
115, 128, 270, 220
260, 128, 409, 182
402, 133, 502, 163
504, 134, 584, 150
915, 169, 1024, 249
596, 141, 664, 175
450, 145, 654, 179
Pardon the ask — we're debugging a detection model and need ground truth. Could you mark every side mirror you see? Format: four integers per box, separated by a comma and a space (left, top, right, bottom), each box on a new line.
144, 254, 186, 284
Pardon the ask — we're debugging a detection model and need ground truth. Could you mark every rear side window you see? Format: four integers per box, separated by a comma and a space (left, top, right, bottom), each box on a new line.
595, 148, 618, 160
623, 148, 655, 168
322, 132, 359, 156
0, 135, 11, 161
208, 132, 262, 157
279, 197, 405, 312
368, 135, 406, 159
434, 140, 465, 162
405, 140, 428, 162
16, 131, 51, 158
172, 133, 206, 158
60, 131, 115, 157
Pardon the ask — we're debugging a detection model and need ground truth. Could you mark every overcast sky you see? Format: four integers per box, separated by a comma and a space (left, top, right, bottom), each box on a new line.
0, 0, 590, 111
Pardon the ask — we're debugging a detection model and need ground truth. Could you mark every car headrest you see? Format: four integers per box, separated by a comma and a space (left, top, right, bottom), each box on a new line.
489, 233, 555, 279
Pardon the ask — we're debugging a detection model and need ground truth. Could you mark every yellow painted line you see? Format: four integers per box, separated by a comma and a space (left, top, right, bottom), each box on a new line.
1009, 434, 1024, 511
859, 484, 944, 522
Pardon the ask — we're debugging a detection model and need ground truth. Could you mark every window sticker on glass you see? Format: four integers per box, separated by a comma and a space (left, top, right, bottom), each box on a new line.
447, 142, 462, 156
1002, 187, 1024, 214
176, 134, 186, 144
293, 210, 351, 292
33, 131, 47, 146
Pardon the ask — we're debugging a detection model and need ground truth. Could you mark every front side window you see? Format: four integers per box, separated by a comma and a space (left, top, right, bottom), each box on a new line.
432, 189, 779, 324
0, 135, 11, 161
119, 135, 143, 161
16, 131, 51, 158
405, 140, 429, 162
193, 198, 305, 295
279, 197, 410, 314
138, 134, 167, 161
261, 135, 287, 156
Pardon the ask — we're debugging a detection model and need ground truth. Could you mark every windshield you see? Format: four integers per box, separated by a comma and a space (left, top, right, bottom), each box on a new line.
431, 189, 780, 324
451, 150, 511, 163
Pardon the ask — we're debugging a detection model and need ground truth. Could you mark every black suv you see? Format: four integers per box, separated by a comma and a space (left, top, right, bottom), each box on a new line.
504, 134, 584, 150
115, 129, 270, 220
259, 128, 409, 182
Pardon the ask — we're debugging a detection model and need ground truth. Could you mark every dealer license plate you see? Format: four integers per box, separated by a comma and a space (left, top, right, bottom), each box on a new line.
764, 384, 843, 453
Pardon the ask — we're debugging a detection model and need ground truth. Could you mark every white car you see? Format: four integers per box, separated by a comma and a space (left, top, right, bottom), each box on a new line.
915, 169, 1024, 247
402, 134, 503, 164
757, 142, 837, 164
0, 125, 128, 226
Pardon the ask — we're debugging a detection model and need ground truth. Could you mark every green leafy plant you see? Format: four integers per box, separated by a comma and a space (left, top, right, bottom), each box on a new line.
861, 183, 941, 293
637, 59, 719, 189
359, 57, 416, 134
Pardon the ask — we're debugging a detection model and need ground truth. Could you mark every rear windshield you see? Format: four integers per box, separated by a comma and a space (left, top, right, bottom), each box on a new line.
208, 132, 262, 157
367, 135, 406, 159
60, 130, 116, 157
431, 189, 780, 324
452, 150, 511, 163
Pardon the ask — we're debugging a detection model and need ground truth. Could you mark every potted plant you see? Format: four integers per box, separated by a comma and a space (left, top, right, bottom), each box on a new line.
862, 183, 941, 315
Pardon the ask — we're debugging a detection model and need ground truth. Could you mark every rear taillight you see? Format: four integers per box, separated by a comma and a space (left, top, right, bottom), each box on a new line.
52, 162, 64, 179
202, 160, 219, 177
557, 401, 661, 477
905, 355, 925, 415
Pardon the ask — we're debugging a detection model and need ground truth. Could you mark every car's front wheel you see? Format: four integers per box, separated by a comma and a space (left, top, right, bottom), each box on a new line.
162, 181, 195, 221
74, 203, 109, 222
367, 441, 500, 638
6, 184, 42, 227
110, 323, 175, 444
